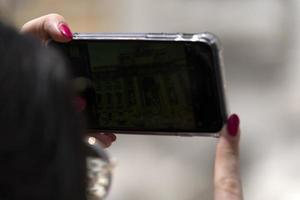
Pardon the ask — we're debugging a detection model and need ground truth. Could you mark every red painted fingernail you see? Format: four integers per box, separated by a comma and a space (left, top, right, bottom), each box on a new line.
73, 96, 86, 112
58, 23, 73, 40
105, 133, 117, 142
227, 114, 240, 137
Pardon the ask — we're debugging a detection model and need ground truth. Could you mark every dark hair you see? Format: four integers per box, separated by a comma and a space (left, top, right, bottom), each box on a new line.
0, 22, 86, 200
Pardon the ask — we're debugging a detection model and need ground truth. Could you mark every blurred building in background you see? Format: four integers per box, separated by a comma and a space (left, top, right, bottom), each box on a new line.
2, 0, 300, 199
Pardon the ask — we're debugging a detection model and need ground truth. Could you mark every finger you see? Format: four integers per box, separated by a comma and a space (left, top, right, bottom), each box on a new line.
214, 114, 243, 200
88, 133, 117, 148
20, 13, 72, 43
103, 133, 117, 142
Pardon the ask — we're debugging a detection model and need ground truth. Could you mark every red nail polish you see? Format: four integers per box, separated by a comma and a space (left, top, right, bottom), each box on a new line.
227, 114, 240, 137
73, 96, 86, 112
105, 133, 117, 142
58, 23, 73, 40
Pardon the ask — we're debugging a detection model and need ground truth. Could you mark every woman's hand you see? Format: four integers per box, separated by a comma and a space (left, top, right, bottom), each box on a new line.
20, 13, 117, 148
88, 133, 117, 148
214, 114, 243, 200
20, 13, 73, 43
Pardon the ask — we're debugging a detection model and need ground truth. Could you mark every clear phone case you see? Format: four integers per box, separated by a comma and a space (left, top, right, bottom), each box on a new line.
72, 32, 228, 137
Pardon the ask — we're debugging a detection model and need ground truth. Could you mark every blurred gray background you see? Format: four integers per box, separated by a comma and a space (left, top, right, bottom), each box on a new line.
2, 0, 300, 199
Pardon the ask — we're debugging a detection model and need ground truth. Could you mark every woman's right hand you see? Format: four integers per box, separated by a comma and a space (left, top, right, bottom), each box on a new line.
214, 114, 243, 200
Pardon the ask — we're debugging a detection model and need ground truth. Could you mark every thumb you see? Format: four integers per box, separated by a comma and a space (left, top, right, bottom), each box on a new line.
214, 114, 243, 200
21, 13, 72, 43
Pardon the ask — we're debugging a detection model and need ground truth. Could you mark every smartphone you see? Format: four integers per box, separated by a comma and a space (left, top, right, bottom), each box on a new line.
51, 32, 228, 137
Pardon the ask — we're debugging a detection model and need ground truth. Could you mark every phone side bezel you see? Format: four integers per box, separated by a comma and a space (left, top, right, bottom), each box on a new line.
70, 32, 228, 137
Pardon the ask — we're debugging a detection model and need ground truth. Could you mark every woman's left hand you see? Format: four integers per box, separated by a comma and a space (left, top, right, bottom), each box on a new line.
21, 13, 117, 148
21, 13, 73, 43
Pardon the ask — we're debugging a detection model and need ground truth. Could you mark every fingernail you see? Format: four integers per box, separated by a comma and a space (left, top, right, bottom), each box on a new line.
58, 23, 73, 40
227, 114, 240, 137
73, 96, 86, 112
105, 133, 117, 142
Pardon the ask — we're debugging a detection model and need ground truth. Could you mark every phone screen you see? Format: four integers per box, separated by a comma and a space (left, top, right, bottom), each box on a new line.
54, 40, 226, 133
